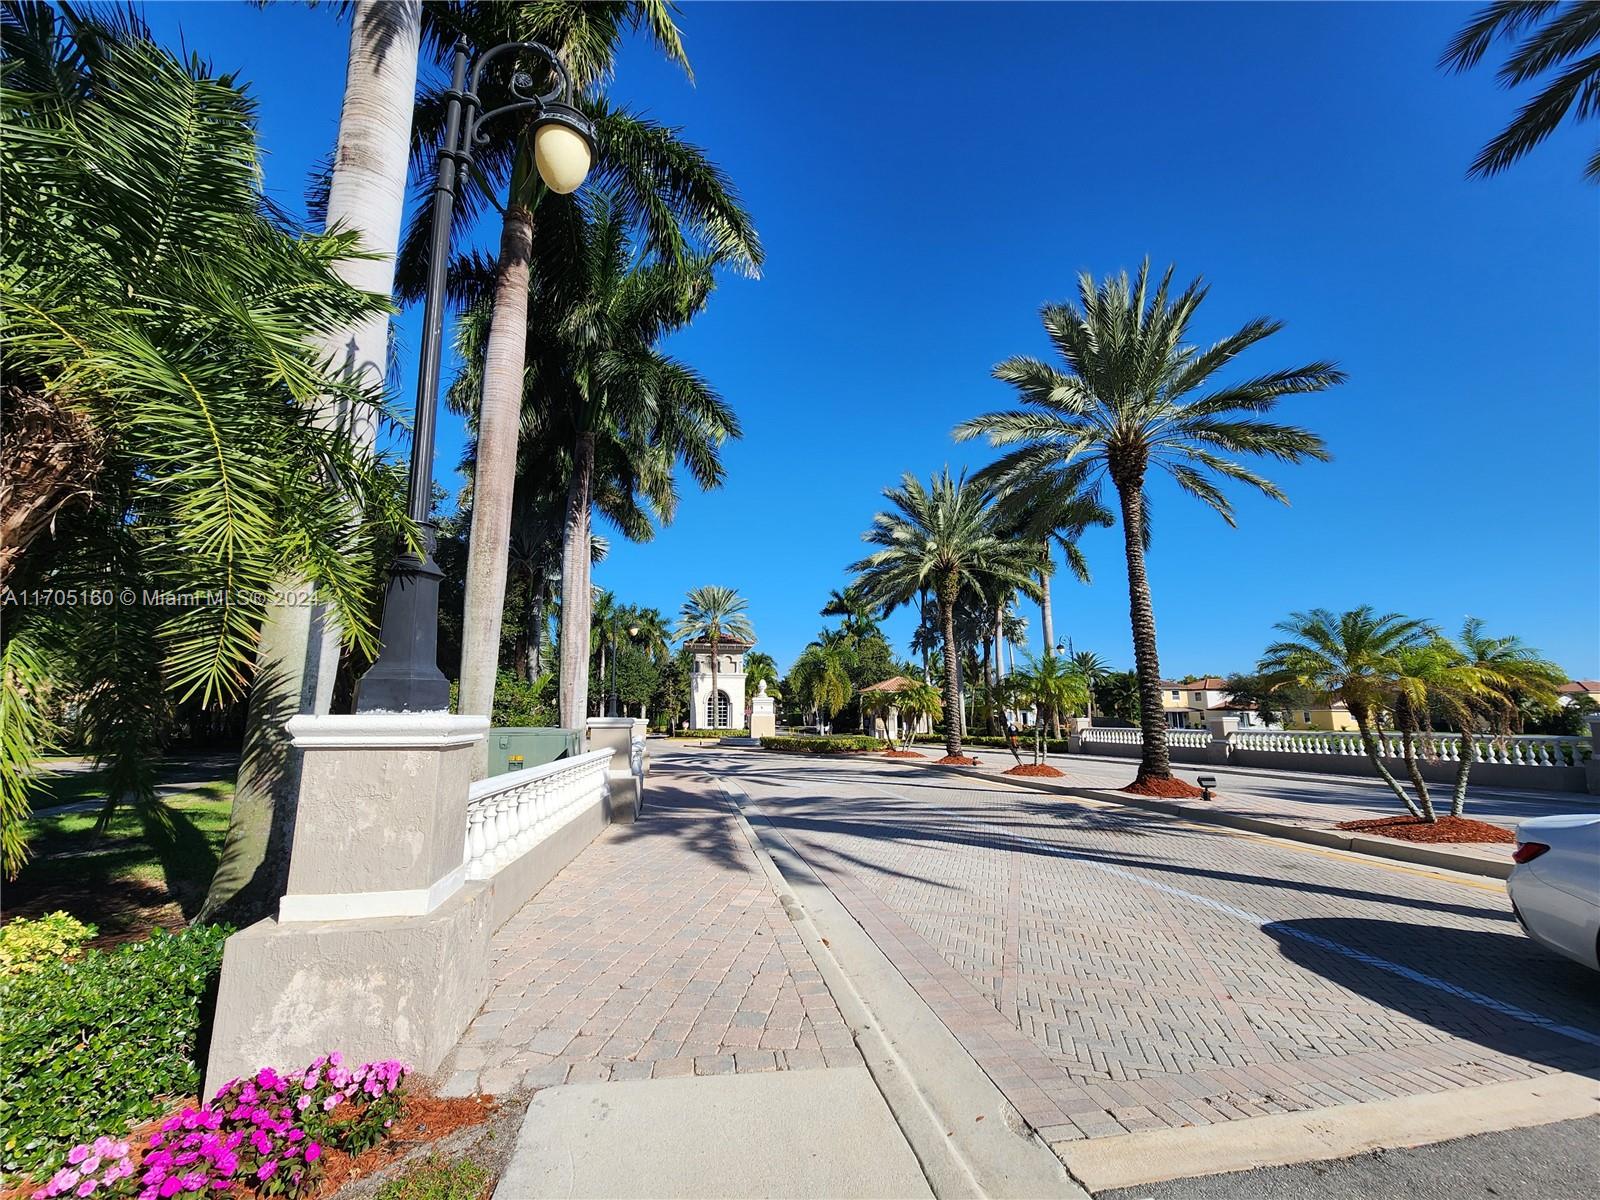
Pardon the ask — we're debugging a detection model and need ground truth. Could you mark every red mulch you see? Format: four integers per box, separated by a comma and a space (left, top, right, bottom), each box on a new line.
934, 755, 980, 766
883, 749, 926, 758
1121, 776, 1206, 798
1335, 815, 1514, 845
1004, 764, 1065, 778
310, 1093, 495, 1198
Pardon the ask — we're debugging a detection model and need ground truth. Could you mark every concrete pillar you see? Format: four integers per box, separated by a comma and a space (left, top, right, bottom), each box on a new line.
1065, 716, 1093, 754
1205, 715, 1240, 766
586, 716, 647, 821
749, 680, 777, 738
1586, 715, 1600, 796
206, 713, 492, 1095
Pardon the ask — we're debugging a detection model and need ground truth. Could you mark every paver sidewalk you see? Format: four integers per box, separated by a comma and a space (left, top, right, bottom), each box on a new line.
438, 766, 862, 1097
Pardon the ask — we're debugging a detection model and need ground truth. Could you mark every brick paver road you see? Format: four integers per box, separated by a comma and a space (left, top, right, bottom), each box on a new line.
438, 768, 861, 1096
677, 746, 1600, 1146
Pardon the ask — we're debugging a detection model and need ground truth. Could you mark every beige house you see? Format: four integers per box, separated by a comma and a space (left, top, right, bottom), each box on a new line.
1281, 702, 1360, 732
1557, 680, 1600, 706
1158, 678, 1271, 729
861, 676, 934, 742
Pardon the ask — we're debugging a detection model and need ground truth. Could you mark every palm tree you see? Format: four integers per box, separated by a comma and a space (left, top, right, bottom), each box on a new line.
674, 586, 754, 730
206, 1, 427, 923
1070, 650, 1109, 720
744, 651, 780, 698
2, 8, 408, 882
1258, 608, 1436, 819
409, 2, 762, 720
958, 262, 1342, 788
892, 679, 942, 751
821, 584, 881, 640
1441, 2, 1600, 181
1007, 655, 1089, 765
849, 471, 1035, 760
791, 643, 852, 732
1445, 619, 1565, 814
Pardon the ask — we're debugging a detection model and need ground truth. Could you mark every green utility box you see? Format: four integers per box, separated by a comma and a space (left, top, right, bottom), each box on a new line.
485, 727, 583, 777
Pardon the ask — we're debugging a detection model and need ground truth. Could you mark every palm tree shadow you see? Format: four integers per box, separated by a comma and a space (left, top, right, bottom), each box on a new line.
1263, 918, 1600, 1076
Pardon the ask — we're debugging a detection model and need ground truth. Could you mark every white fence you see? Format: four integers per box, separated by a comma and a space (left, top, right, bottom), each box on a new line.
1231, 729, 1587, 768
464, 749, 613, 880
1083, 726, 1210, 749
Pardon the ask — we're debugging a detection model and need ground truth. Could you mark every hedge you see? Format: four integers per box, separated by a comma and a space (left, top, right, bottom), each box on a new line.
959, 734, 1073, 753
758, 735, 884, 754
669, 728, 749, 739
0, 923, 231, 1177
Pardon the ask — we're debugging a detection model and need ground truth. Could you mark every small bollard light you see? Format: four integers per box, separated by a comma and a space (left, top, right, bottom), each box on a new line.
1197, 775, 1217, 802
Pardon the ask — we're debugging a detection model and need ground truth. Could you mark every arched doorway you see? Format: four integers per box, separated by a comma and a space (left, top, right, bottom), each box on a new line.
712, 690, 731, 728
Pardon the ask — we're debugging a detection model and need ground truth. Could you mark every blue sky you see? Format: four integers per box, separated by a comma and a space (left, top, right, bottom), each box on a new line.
141, 1, 1598, 679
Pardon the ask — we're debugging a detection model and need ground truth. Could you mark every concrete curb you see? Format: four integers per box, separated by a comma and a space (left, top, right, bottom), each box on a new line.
717, 775, 1086, 1200
907, 757, 1516, 881
1058, 1070, 1600, 1192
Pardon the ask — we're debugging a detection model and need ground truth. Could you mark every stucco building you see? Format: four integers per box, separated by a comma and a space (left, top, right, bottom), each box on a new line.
686, 636, 753, 729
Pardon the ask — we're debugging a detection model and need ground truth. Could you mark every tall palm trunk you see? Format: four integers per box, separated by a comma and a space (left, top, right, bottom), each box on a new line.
939, 576, 961, 757
1351, 703, 1423, 820
557, 430, 596, 727
201, 0, 419, 926
981, 631, 995, 735
1038, 558, 1055, 658
1114, 474, 1171, 781
709, 633, 720, 728
529, 586, 545, 679
459, 198, 536, 719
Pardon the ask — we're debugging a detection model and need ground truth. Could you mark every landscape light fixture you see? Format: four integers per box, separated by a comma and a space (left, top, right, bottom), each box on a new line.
1197, 775, 1217, 802
356, 39, 595, 712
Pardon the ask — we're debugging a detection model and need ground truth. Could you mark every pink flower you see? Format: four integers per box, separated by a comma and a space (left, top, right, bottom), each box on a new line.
304, 1144, 321, 1165
80, 1156, 101, 1176
74, 1182, 97, 1198
256, 1160, 278, 1181
67, 1148, 89, 1166
322, 1096, 338, 1112
295, 1096, 311, 1112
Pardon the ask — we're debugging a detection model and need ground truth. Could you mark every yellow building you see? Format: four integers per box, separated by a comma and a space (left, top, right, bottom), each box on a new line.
1281, 703, 1360, 732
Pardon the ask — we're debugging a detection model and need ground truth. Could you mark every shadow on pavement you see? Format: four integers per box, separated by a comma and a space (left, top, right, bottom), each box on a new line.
1263, 917, 1600, 1076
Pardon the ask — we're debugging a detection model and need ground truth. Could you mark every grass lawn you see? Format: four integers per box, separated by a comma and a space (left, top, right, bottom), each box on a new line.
6, 762, 236, 941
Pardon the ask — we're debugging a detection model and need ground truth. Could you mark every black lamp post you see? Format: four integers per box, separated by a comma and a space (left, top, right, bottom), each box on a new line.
606, 624, 640, 717
356, 40, 596, 713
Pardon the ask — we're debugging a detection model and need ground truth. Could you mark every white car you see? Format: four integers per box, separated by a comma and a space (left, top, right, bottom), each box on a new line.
1508, 814, 1600, 971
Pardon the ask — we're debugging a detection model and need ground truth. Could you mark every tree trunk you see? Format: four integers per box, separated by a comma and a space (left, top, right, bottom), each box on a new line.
1115, 477, 1171, 782
1039, 557, 1055, 658
1352, 703, 1423, 819
709, 633, 719, 729
939, 577, 962, 757
981, 631, 995, 736
557, 431, 596, 728
529, 587, 545, 679
1398, 727, 1437, 821
200, 0, 420, 926
1451, 727, 1475, 817
458, 203, 535, 719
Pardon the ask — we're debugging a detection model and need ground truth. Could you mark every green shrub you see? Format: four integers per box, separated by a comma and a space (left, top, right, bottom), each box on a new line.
671, 728, 749, 739
960, 734, 1072, 753
0, 923, 231, 1176
375, 1156, 492, 1200
758, 735, 884, 754
0, 912, 98, 976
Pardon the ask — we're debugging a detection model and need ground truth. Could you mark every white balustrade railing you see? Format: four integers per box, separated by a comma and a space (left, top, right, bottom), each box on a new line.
463, 749, 614, 881
1082, 726, 1210, 749
1231, 729, 1588, 768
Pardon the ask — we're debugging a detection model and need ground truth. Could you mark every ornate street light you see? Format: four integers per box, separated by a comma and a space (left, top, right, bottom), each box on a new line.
357, 40, 596, 713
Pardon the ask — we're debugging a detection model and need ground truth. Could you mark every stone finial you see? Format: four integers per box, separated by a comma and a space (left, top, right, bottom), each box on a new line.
757, 679, 768, 696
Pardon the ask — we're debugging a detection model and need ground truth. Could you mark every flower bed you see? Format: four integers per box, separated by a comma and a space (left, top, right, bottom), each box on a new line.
10, 1054, 452, 1200
1004, 764, 1064, 778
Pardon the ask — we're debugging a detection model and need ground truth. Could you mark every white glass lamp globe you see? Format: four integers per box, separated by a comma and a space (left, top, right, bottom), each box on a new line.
533, 121, 593, 194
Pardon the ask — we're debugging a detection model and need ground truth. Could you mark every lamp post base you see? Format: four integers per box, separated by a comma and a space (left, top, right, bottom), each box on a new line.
354, 530, 451, 713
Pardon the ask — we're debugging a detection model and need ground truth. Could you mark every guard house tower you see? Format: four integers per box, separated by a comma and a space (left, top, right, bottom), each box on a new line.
686, 636, 754, 729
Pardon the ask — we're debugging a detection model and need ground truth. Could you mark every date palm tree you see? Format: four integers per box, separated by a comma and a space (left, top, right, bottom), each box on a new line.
1441, 1, 1600, 181
674, 586, 754, 730
1070, 650, 1109, 720
957, 262, 1342, 788
1008, 655, 1090, 764
849, 470, 1035, 760
1258, 608, 1436, 819
406, 2, 762, 720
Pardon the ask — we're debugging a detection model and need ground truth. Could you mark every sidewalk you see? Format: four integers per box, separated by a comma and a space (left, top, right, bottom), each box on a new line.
434, 764, 935, 1198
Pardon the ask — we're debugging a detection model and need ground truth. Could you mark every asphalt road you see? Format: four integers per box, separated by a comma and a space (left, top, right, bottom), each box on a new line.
1098, 1115, 1600, 1199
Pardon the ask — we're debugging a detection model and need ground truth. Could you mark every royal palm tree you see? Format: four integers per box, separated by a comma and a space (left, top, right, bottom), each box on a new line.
2, 7, 407, 882
849, 471, 1035, 760
674, 586, 754, 730
958, 262, 1342, 788
1441, 1, 1600, 181
1258, 608, 1436, 819
821, 584, 881, 640
1070, 650, 1109, 720
407, 2, 762, 720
